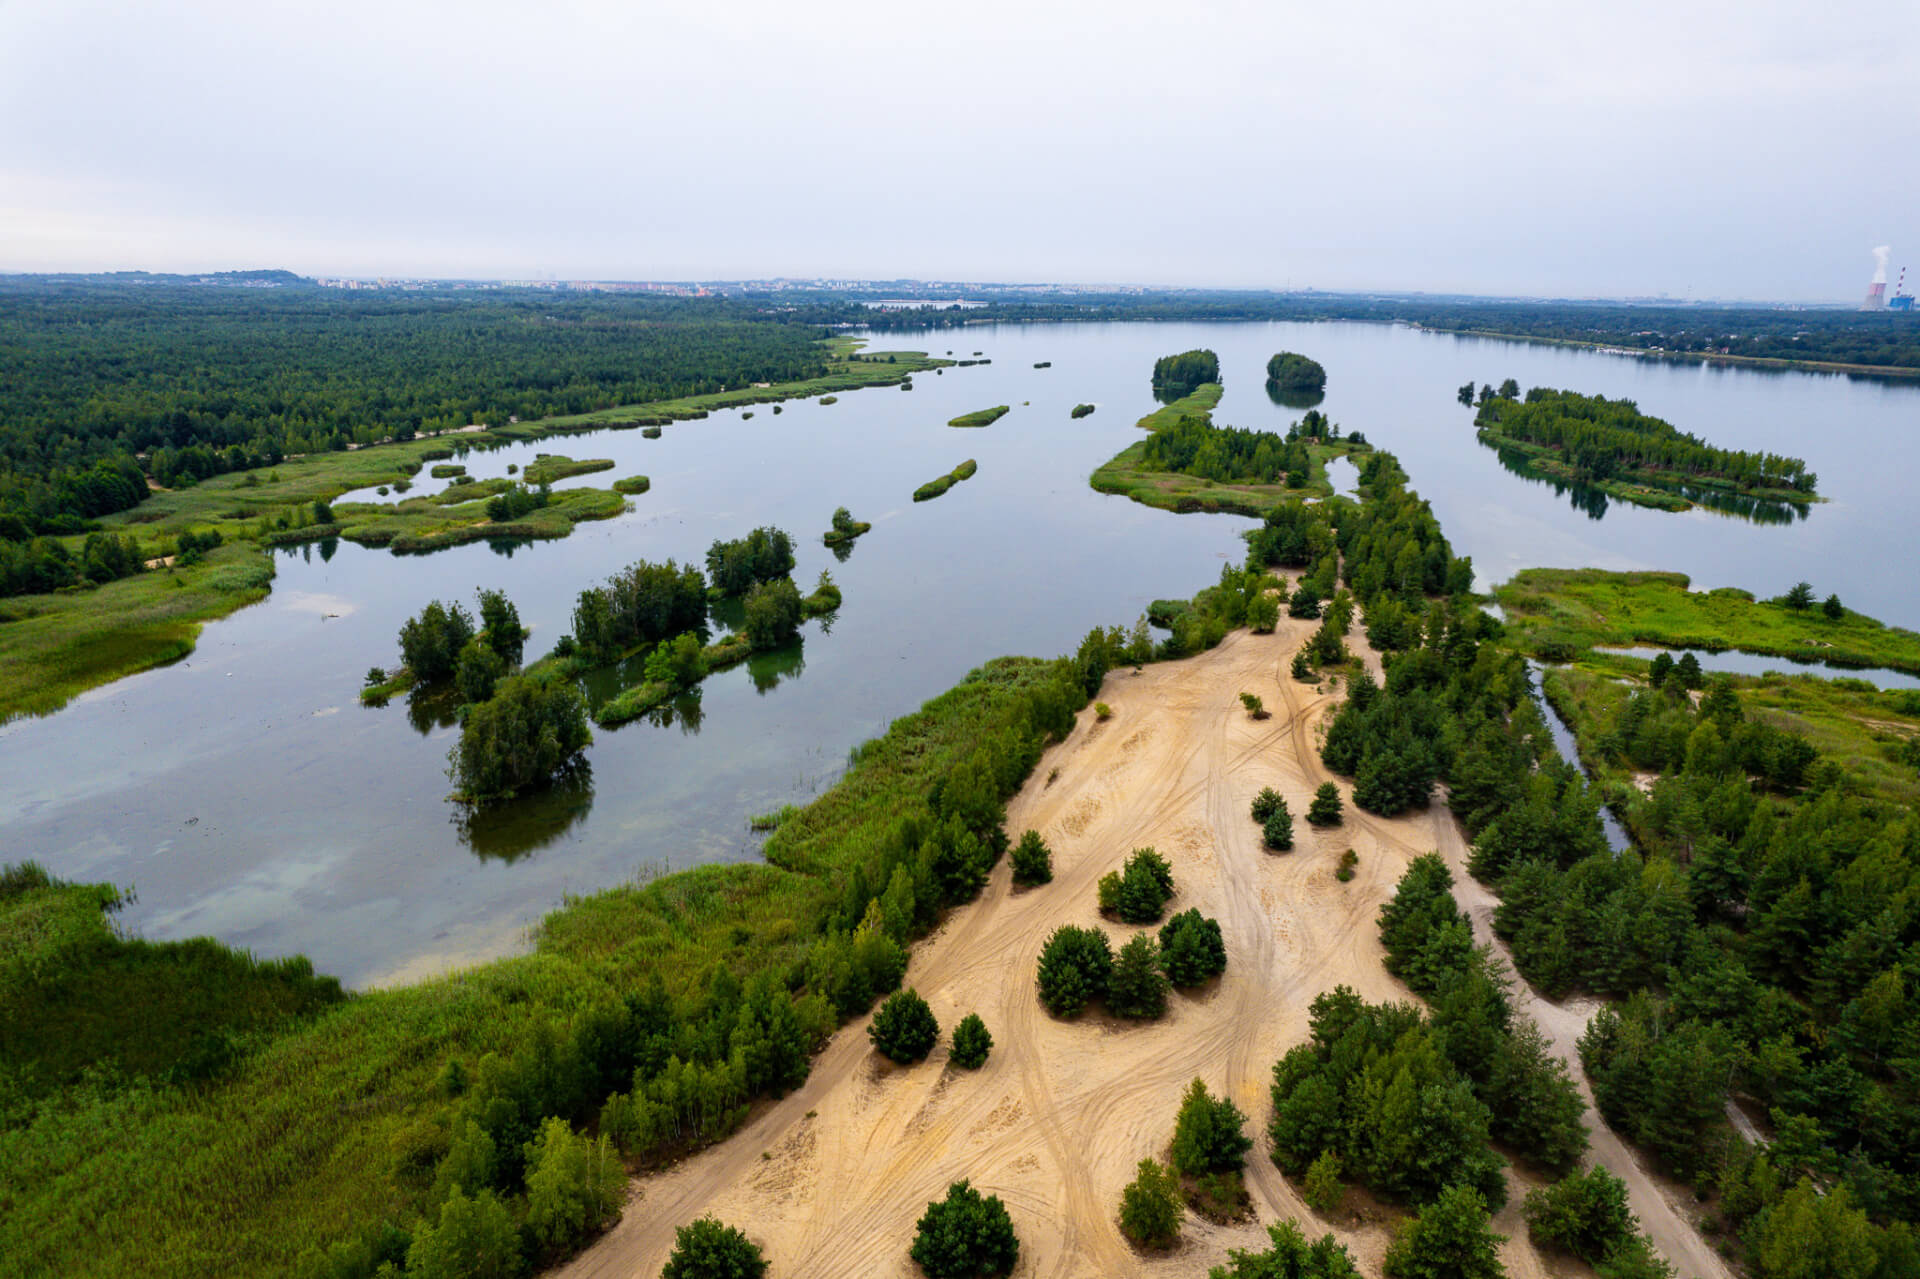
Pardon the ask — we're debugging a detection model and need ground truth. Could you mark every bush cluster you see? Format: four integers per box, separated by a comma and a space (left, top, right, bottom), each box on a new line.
1097, 848, 1174, 923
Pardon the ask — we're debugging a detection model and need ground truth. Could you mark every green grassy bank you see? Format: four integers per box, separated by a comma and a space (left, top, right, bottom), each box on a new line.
0, 342, 946, 722
1495, 568, 1920, 674
0, 651, 1078, 1278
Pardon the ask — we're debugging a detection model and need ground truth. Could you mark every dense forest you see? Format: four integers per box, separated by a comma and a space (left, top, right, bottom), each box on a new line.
1150, 348, 1221, 396
1474, 387, 1818, 496
0, 279, 833, 534
1293, 462, 1920, 1271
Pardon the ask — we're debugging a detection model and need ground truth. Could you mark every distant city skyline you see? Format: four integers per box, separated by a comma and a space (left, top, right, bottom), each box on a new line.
4, 0, 1915, 303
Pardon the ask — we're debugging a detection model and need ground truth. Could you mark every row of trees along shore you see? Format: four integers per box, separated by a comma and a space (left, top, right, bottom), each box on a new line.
1472, 385, 1818, 495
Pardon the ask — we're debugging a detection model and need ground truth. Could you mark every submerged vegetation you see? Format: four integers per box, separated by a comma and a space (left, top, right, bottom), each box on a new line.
913, 459, 978, 502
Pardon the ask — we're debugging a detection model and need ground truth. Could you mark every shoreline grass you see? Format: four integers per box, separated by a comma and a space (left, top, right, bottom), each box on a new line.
1494, 568, 1920, 674
3, 339, 943, 718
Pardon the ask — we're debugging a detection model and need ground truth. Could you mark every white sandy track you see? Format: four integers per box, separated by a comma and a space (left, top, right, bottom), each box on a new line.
556, 622, 1721, 1279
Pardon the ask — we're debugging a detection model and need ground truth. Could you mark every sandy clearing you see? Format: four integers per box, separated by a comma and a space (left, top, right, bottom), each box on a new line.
556, 622, 1718, 1279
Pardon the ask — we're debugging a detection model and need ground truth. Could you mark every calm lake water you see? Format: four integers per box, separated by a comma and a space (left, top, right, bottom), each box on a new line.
6, 320, 1918, 985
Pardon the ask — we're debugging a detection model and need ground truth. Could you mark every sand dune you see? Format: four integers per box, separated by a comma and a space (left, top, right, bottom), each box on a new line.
558, 619, 1725, 1279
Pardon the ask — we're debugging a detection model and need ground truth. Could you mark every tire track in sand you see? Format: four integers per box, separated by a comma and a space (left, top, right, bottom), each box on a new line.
555, 619, 1708, 1279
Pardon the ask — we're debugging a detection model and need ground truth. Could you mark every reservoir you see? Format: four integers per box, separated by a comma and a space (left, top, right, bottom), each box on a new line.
5, 319, 1917, 984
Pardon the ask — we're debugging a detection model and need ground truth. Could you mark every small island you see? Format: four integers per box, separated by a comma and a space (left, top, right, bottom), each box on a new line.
948, 405, 1010, 428
1071, 403, 1095, 418
1150, 348, 1220, 398
612, 475, 651, 495
1472, 386, 1819, 513
913, 459, 978, 502
1092, 357, 1367, 515
524, 454, 616, 485
823, 506, 871, 545
1265, 351, 1327, 394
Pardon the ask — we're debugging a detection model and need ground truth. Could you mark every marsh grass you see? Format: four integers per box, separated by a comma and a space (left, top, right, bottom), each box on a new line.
1496, 568, 1920, 674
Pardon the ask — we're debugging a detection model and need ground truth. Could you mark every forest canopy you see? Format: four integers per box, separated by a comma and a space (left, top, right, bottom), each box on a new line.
0, 280, 833, 534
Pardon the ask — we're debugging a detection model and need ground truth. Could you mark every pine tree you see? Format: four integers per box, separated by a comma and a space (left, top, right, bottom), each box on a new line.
1108, 934, 1170, 1019
949, 1014, 992, 1069
1307, 782, 1344, 826
1119, 1158, 1183, 1248
869, 989, 940, 1064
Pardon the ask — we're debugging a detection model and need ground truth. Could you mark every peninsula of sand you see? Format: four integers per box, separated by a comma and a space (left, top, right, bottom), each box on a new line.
558, 618, 1729, 1279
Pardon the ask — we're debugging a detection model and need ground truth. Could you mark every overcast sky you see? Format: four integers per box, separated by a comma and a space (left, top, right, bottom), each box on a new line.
3, 0, 1916, 300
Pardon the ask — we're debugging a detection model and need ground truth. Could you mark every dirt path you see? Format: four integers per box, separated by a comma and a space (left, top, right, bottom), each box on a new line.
1429, 814, 1731, 1279
557, 623, 1712, 1278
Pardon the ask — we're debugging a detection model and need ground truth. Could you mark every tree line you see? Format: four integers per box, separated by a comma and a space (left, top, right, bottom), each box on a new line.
1474, 387, 1817, 495
0, 280, 835, 536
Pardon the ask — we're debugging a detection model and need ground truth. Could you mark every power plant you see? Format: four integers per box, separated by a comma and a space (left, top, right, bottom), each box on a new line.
1862, 245, 1915, 311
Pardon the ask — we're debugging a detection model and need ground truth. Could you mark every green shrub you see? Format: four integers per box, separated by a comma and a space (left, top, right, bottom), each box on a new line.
1306, 782, 1343, 827
449, 675, 591, 801
1212, 1220, 1360, 1278
1159, 909, 1227, 986
742, 577, 803, 650
1251, 787, 1286, 822
1247, 592, 1280, 632
1292, 649, 1315, 681
1010, 830, 1053, 886
1107, 934, 1169, 1019
869, 989, 940, 1064
522, 1117, 624, 1255
1289, 586, 1322, 619
1119, 1158, 1182, 1248
1171, 1078, 1252, 1177
911, 1181, 1019, 1278
1240, 692, 1266, 718
1095, 701, 1113, 720
404, 1188, 521, 1279
1036, 925, 1111, 1017
400, 599, 476, 682
661, 1217, 766, 1279
706, 527, 795, 595
455, 636, 505, 704
1335, 849, 1358, 882
949, 1014, 992, 1069
1263, 805, 1295, 851
1523, 1166, 1634, 1264
1382, 1183, 1506, 1279
1303, 1151, 1345, 1216
1099, 848, 1175, 923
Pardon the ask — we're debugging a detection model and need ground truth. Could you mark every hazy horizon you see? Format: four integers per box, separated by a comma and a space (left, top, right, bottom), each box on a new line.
5, 0, 1916, 304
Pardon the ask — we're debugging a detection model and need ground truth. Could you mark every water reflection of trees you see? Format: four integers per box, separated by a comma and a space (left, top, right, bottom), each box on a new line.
405, 683, 464, 735
643, 689, 705, 734
747, 642, 805, 694
1266, 383, 1326, 410
1488, 445, 1806, 526
452, 761, 594, 862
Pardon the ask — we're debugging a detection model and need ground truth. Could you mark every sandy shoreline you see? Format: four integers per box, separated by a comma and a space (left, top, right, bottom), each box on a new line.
557, 620, 1726, 1279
